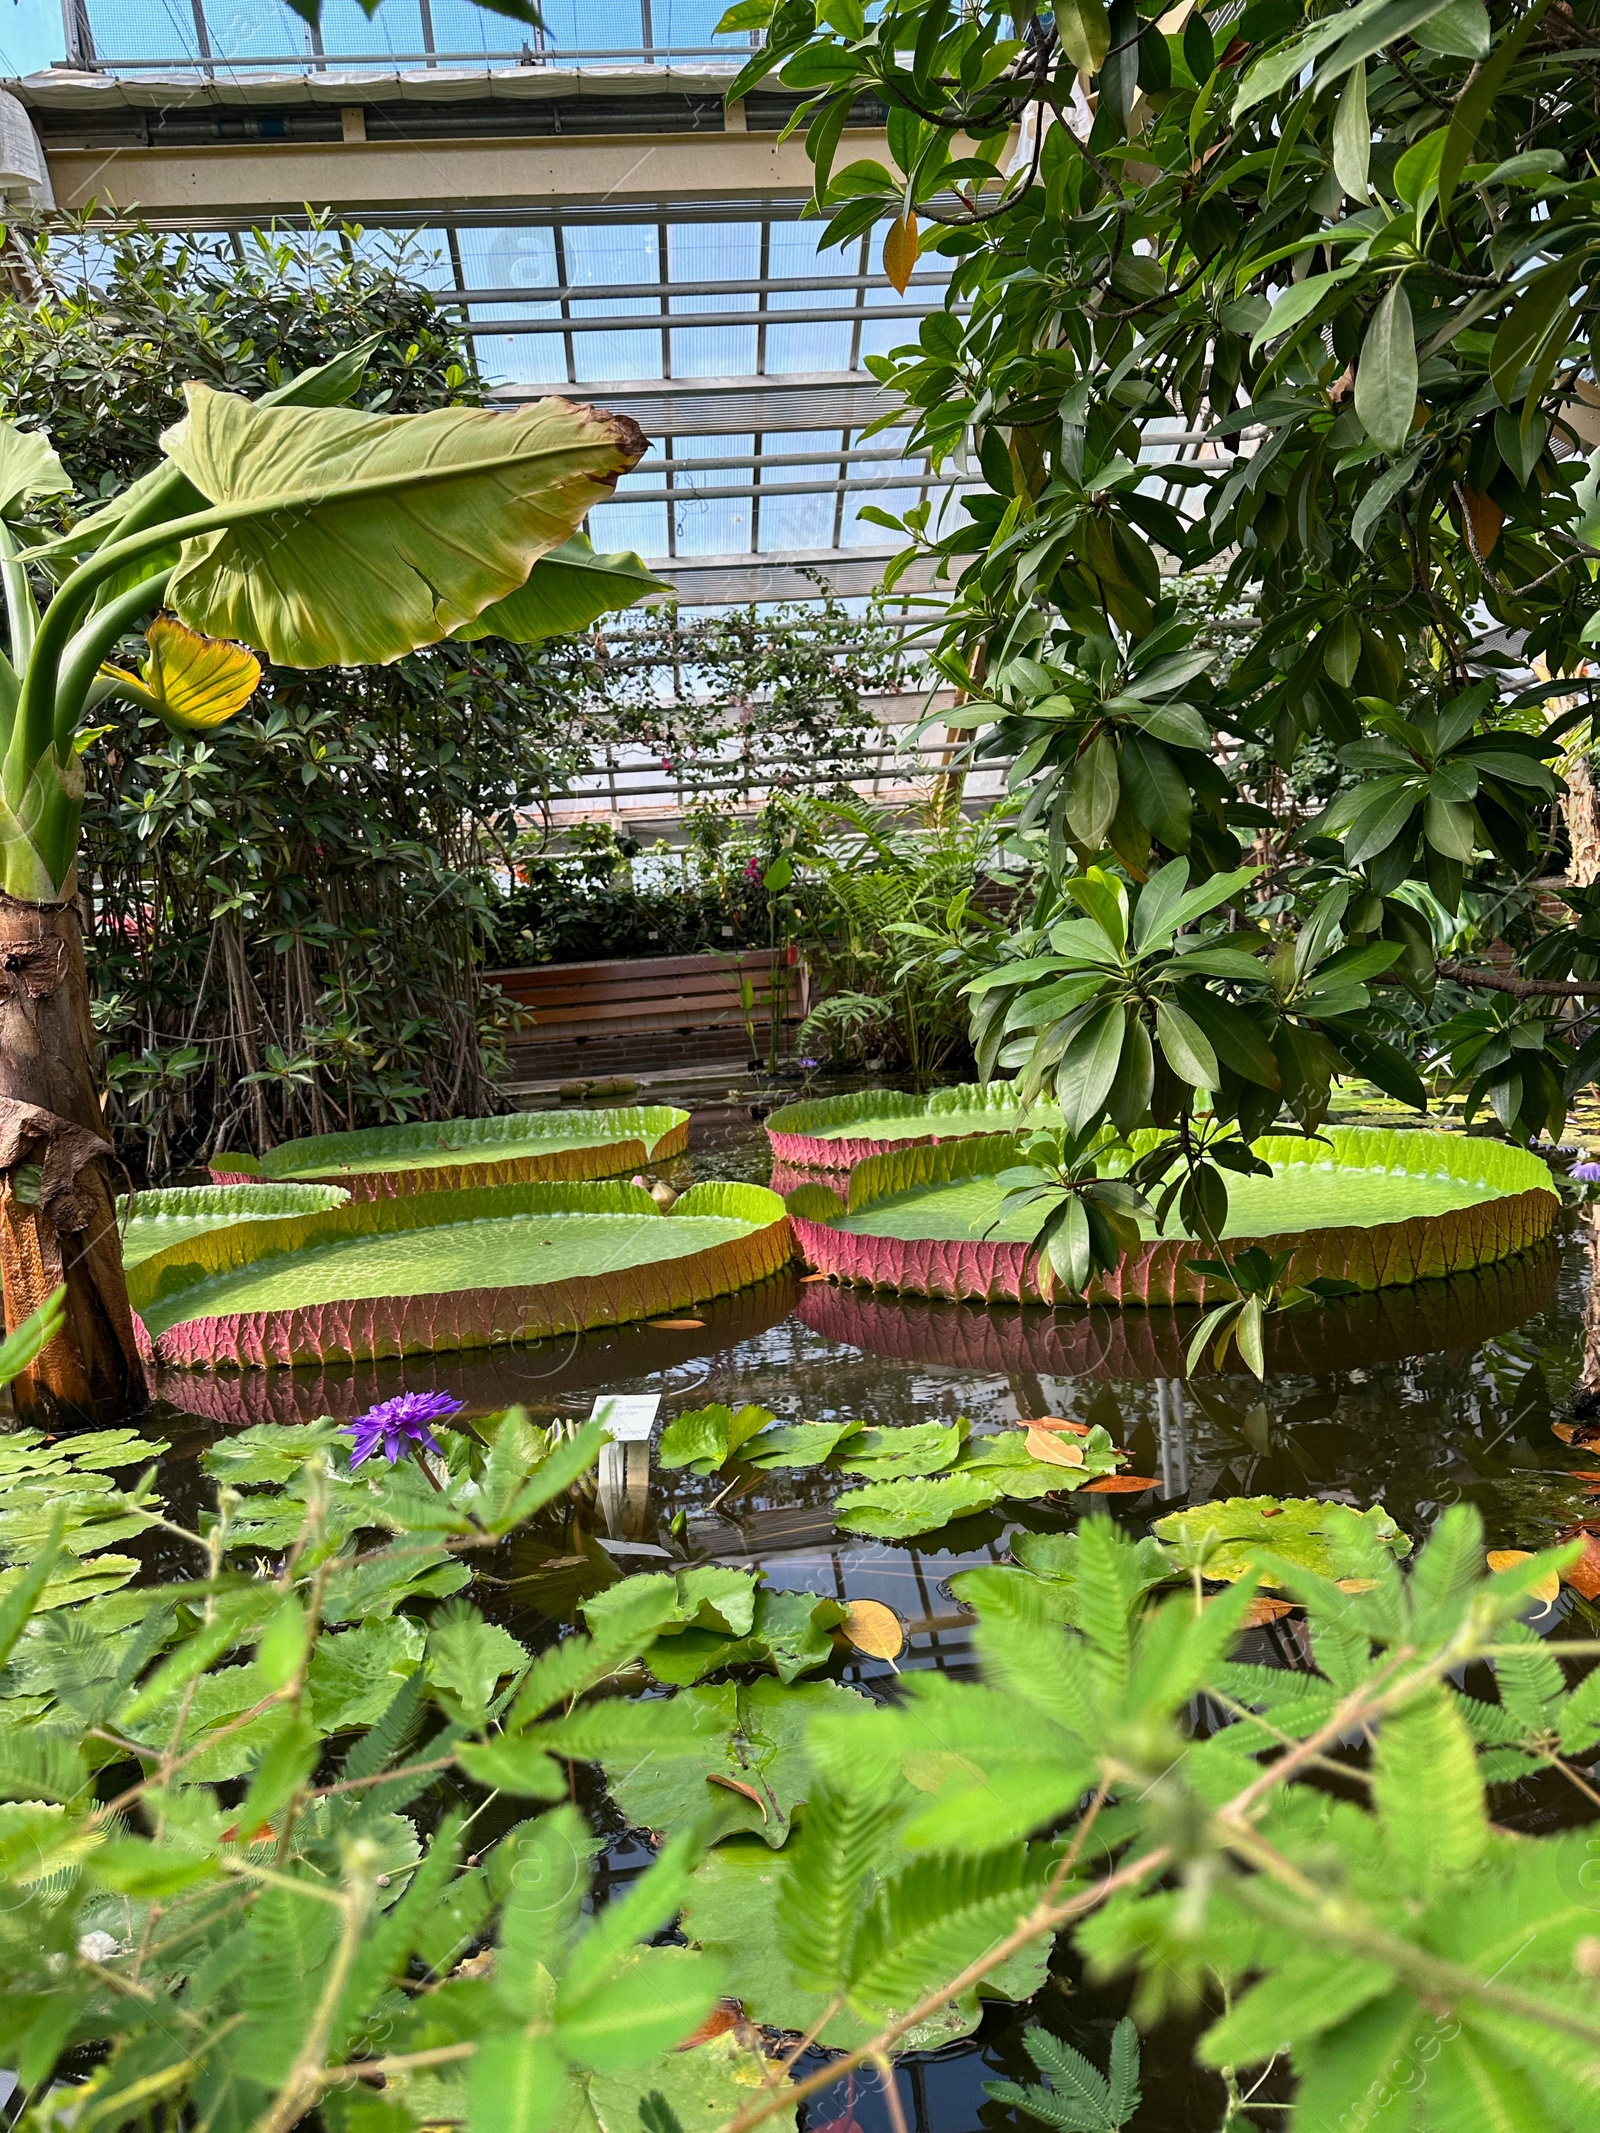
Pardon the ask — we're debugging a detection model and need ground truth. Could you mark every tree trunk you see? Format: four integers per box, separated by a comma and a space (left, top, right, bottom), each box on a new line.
0, 883, 147, 1423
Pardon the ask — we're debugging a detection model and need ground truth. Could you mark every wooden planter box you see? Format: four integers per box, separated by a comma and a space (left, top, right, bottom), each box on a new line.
485, 947, 811, 1085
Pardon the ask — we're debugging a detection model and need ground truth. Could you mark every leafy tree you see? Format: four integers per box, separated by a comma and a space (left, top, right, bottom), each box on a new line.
724, 0, 1600, 1209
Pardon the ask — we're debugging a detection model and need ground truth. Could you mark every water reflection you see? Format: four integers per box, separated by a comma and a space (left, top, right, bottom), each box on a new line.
134, 1119, 1600, 2130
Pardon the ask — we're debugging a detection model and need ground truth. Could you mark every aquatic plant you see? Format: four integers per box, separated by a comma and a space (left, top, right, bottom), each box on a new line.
344, 1389, 463, 1470
0, 1405, 1598, 2129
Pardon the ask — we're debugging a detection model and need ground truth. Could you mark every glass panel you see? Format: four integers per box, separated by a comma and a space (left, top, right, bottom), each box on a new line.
565, 224, 660, 292
470, 337, 569, 392
198, 1, 314, 66
425, 0, 530, 59
674, 493, 752, 556
312, 0, 427, 60
765, 321, 855, 373
535, 0, 647, 58
756, 427, 845, 553
86, 0, 208, 65
653, 0, 737, 50
670, 324, 756, 378
455, 225, 558, 296
667, 221, 760, 305
589, 497, 670, 558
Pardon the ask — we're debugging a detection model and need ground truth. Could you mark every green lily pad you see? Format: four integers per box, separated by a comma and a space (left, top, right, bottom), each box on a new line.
837, 1420, 966, 1479
833, 1470, 1007, 1540
743, 1418, 865, 1469
583, 1571, 847, 1686
950, 1528, 1174, 1625
1151, 1495, 1413, 1586
658, 1403, 776, 1475
130, 1179, 792, 1366
214, 1104, 689, 1189
118, 1183, 350, 1268
552, 2031, 797, 2133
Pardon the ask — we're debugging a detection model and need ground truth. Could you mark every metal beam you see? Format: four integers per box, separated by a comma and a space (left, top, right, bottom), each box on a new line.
42, 125, 879, 219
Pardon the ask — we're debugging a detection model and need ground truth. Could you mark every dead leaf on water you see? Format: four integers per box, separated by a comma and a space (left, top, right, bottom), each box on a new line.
800, 1272, 829, 1283
1559, 1528, 1600, 1601
1081, 1475, 1159, 1494
1025, 1426, 1085, 1469
705, 1772, 768, 1821
678, 2001, 743, 2049
839, 1598, 905, 1661
1486, 1549, 1561, 1609
1242, 1595, 1297, 1626
650, 1318, 705, 1330
1023, 1415, 1091, 1435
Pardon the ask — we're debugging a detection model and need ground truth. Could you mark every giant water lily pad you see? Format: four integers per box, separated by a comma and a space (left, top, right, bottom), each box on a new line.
129, 1179, 791, 1367
210, 1104, 689, 1200
1153, 1496, 1412, 1586
767, 1079, 1057, 1174
789, 1127, 1559, 1307
117, 1182, 349, 1268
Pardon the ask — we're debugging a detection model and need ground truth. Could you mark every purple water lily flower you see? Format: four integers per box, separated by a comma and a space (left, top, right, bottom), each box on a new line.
1573, 1160, 1600, 1183
345, 1390, 464, 1469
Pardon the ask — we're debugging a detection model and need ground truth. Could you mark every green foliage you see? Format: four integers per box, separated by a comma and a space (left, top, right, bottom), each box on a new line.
985, 2018, 1143, 2132
750, 0, 1600, 1190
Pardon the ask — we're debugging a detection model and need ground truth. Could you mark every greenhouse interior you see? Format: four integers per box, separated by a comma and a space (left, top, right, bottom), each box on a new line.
1, 4, 1599, 2130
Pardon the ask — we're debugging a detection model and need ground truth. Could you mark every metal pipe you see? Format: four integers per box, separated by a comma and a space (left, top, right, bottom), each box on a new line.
462, 301, 966, 335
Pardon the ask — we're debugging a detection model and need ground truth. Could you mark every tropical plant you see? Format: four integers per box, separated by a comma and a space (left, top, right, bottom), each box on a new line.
985, 2018, 1143, 2132
1, 1384, 1599, 2130
725, 0, 1600, 1240
988, 1123, 1152, 1296
792, 796, 1011, 1079
1184, 1241, 1360, 1379
0, 347, 659, 1420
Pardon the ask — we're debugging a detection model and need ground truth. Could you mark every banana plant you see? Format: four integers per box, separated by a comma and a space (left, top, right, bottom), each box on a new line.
0, 346, 661, 1420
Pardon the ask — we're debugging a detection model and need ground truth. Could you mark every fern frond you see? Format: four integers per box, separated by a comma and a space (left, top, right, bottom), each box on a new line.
1371, 1684, 1487, 1892
777, 1774, 897, 1991
849, 1845, 1044, 2012
338, 1669, 424, 1784
1491, 1622, 1565, 1738
1070, 1518, 1142, 1702
1025, 2027, 1116, 2118
1404, 1504, 1485, 1645
1106, 2016, 1142, 2122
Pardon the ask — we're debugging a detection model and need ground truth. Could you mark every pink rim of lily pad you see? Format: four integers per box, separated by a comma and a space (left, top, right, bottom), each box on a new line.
131, 1178, 791, 1369
788, 1128, 1561, 1308
208, 1109, 690, 1201
766, 1082, 1035, 1175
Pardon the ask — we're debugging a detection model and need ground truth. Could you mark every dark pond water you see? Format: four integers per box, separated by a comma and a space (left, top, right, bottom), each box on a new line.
141, 1098, 1600, 2132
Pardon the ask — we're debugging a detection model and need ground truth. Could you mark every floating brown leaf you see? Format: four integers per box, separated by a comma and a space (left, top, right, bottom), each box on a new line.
651, 1318, 705, 1330
1555, 1418, 1600, 1445
678, 2001, 744, 2050
1242, 1595, 1297, 1626
1081, 1475, 1159, 1494
799, 1271, 829, 1283
1560, 1528, 1600, 1602
1024, 1426, 1086, 1469
1486, 1548, 1561, 1608
839, 1598, 905, 1661
1022, 1415, 1092, 1435
704, 1771, 768, 1821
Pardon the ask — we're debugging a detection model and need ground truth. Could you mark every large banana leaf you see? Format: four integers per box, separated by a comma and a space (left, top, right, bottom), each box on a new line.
160, 387, 646, 666
0, 422, 71, 523
453, 534, 669, 643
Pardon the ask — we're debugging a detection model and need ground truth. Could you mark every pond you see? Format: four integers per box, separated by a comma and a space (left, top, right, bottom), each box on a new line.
138, 1097, 1600, 2132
